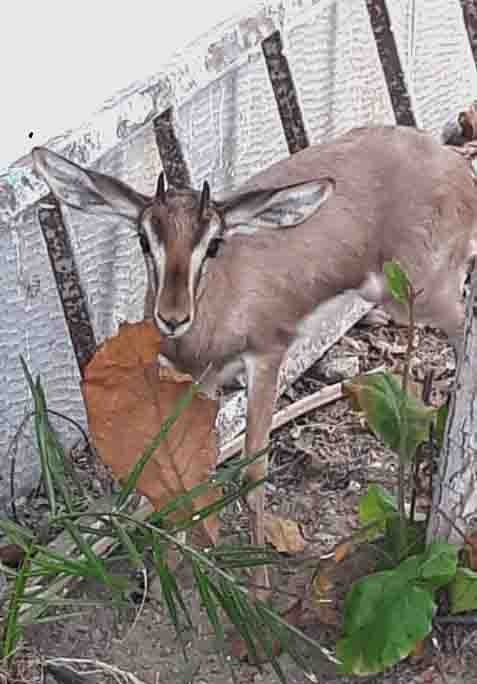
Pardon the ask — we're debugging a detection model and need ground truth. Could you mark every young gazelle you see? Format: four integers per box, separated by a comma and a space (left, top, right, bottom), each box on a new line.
33, 125, 477, 595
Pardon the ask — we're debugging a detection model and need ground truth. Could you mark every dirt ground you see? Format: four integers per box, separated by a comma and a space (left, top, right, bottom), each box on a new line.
8, 317, 477, 684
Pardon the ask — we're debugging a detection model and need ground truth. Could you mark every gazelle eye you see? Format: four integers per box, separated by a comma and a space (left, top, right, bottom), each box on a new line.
139, 233, 151, 254
206, 237, 222, 259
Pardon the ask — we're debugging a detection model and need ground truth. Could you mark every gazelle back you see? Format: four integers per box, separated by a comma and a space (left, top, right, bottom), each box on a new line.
33, 125, 477, 596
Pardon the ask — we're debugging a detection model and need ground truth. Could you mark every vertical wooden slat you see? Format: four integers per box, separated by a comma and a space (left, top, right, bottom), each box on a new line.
460, 0, 477, 67
38, 200, 96, 375
153, 108, 191, 187
365, 0, 417, 127
262, 30, 309, 154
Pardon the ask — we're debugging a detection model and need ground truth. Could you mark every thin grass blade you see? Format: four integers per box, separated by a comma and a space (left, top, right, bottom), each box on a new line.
115, 382, 199, 510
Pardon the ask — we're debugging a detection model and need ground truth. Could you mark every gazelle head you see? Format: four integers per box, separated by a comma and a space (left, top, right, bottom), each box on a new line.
140, 175, 224, 337
32, 147, 334, 338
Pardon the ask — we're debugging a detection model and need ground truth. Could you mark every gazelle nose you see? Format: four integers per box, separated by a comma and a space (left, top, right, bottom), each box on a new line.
157, 313, 190, 334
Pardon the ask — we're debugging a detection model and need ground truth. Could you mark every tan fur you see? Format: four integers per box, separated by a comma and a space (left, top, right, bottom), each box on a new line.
158, 127, 477, 366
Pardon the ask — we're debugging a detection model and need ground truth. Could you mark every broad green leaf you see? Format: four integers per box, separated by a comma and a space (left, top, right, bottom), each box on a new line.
383, 261, 411, 306
380, 516, 425, 567
448, 568, 477, 614
419, 542, 458, 589
344, 372, 435, 461
337, 554, 436, 675
359, 485, 398, 529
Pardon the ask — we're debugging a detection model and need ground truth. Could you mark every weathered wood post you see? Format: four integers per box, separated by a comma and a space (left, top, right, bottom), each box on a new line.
427, 264, 477, 543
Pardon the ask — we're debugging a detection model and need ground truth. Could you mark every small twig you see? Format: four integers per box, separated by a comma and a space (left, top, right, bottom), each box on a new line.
435, 613, 477, 626
397, 283, 423, 556
46, 410, 91, 452
45, 658, 148, 684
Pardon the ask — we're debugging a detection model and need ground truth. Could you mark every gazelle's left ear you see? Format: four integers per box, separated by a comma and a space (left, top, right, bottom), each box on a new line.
219, 178, 335, 236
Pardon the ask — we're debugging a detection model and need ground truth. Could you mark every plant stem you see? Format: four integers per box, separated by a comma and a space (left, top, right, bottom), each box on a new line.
409, 371, 434, 524
398, 286, 417, 555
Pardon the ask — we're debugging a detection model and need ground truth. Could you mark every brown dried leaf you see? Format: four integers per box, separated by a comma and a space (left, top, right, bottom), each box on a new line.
0, 544, 26, 568
264, 513, 306, 554
84, 320, 162, 379
334, 540, 355, 563
81, 321, 221, 544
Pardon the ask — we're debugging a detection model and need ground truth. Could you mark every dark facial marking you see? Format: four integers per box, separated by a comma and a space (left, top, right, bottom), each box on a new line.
205, 237, 223, 259
139, 233, 151, 254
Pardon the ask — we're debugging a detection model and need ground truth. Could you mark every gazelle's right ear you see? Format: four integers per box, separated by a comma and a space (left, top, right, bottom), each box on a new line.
219, 177, 335, 237
32, 147, 147, 222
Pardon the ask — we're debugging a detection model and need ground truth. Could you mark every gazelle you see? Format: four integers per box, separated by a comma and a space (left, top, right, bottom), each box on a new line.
33, 125, 477, 596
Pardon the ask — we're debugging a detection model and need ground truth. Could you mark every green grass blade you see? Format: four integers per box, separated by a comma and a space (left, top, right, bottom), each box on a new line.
191, 561, 225, 646
191, 561, 238, 682
210, 544, 279, 570
2, 549, 32, 661
210, 579, 259, 665
232, 589, 287, 684
254, 601, 311, 675
152, 544, 189, 659
110, 517, 143, 569
62, 520, 113, 587
115, 382, 199, 510
0, 519, 36, 546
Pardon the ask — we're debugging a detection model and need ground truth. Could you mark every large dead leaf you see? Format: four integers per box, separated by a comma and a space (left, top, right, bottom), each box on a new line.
264, 513, 307, 554
81, 321, 220, 544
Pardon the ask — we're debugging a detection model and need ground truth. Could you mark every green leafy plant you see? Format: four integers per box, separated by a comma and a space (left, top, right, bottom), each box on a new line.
337, 260, 464, 675
337, 542, 458, 675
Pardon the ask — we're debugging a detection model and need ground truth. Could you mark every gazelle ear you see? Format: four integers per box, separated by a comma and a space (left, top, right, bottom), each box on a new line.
32, 147, 147, 222
219, 178, 335, 237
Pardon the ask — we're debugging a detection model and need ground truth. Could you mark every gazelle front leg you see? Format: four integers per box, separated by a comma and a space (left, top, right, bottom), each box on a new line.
243, 353, 283, 600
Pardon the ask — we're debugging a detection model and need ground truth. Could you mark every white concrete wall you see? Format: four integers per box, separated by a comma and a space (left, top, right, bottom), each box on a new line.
0, 0, 476, 507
